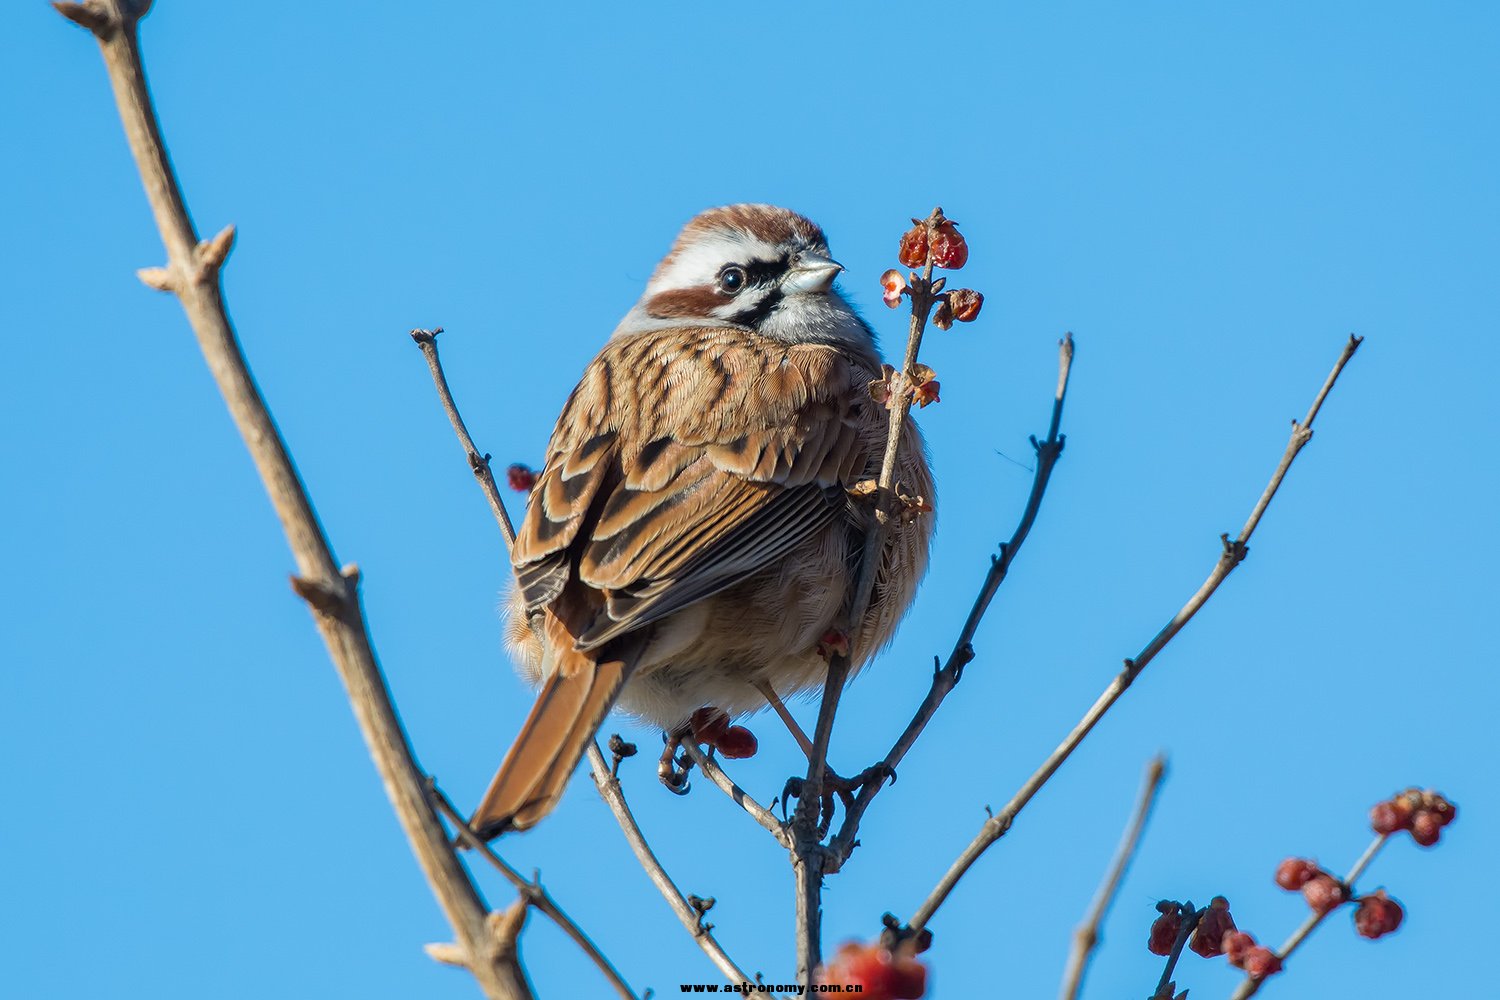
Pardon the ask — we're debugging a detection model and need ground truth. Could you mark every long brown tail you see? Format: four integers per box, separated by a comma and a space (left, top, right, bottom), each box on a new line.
471, 614, 631, 838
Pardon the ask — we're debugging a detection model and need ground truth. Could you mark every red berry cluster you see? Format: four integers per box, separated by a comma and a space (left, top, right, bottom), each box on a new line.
1147, 898, 1282, 982
880, 208, 984, 330
1274, 858, 1349, 914
1370, 788, 1457, 847
818, 942, 927, 1000
1222, 930, 1283, 979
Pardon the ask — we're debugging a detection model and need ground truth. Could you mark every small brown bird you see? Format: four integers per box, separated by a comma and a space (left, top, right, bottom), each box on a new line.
472, 205, 934, 837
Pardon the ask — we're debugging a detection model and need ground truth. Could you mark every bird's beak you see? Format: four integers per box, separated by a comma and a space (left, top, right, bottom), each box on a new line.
782, 251, 844, 295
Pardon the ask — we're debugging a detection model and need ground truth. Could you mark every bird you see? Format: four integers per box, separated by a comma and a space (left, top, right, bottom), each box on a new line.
471, 204, 934, 837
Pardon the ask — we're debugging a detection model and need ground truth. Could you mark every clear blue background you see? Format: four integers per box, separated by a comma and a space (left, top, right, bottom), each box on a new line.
4, 2, 1494, 998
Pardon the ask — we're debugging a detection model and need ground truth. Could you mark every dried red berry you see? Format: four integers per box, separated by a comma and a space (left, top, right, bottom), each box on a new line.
1189, 897, 1236, 957
1148, 902, 1181, 956
898, 225, 929, 269
716, 725, 758, 759
1221, 931, 1256, 966
1353, 890, 1404, 939
912, 377, 940, 408
506, 463, 538, 492
1410, 810, 1442, 847
1301, 874, 1349, 915
1423, 791, 1458, 827
1370, 799, 1411, 835
947, 288, 983, 322
819, 942, 927, 999
929, 221, 968, 269
880, 268, 908, 309
1240, 945, 1283, 979
931, 299, 954, 331
1275, 858, 1321, 891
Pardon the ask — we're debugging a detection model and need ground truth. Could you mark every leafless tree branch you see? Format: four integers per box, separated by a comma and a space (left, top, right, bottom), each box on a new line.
585, 744, 770, 989
1228, 833, 1390, 999
826, 332, 1074, 871
1059, 754, 1169, 1000
428, 783, 640, 1000
411, 329, 518, 549
909, 334, 1363, 932
55, 2, 534, 994
680, 742, 795, 850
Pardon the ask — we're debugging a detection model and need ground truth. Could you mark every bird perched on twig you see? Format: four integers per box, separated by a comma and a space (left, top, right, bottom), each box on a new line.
472, 204, 934, 837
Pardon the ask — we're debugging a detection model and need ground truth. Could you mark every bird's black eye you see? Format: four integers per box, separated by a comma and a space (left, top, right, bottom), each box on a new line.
718, 265, 747, 295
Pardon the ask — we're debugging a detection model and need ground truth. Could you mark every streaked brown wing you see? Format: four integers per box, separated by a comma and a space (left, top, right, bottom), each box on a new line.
511, 327, 873, 649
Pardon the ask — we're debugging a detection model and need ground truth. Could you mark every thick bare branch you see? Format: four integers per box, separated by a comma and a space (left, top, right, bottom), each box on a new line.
1059, 755, 1168, 1000
909, 335, 1363, 931
55, 4, 530, 996
827, 333, 1074, 871
428, 783, 640, 1000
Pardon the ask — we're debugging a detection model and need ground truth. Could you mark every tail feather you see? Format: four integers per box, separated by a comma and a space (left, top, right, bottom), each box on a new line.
471, 615, 632, 837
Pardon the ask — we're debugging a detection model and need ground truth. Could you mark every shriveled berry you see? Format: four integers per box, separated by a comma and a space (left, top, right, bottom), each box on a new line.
1410, 810, 1442, 846
1221, 930, 1256, 966
716, 725, 758, 759
1353, 890, 1404, 939
929, 221, 968, 269
931, 299, 954, 331
1275, 858, 1320, 891
1423, 791, 1458, 827
506, 463, 538, 492
947, 288, 983, 322
1370, 800, 1410, 835
898, 225, 929, 268
1148, 902, 1181, 956
1301, 874, 1349, 915
1189, 896, 1236, 957
1240, 945, 1283, 979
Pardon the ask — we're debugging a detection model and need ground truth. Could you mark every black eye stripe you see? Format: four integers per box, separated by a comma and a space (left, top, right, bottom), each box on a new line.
741, 259, 786, 285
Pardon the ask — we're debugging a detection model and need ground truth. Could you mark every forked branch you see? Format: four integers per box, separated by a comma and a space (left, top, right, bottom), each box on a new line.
909, 335, 1363, 931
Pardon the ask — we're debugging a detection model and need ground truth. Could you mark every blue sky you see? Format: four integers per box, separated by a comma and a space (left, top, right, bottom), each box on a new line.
4, 2, 1495, 997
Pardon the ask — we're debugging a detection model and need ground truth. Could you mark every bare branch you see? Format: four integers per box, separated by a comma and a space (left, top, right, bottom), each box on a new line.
1228, 834, 1390, 999
1059, 755, 1169, 1000
679, 742, 795, 849
827, 332, 1074, 870
909, 335, 1363, 931
56, 4, 530, 995
585, 744, 768, 989
791, 210, 945, 983
429, 783, 641, 1000
410, 328, 517, 549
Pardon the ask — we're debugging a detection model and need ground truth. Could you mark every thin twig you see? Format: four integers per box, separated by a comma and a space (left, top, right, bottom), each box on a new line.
791, 210, 943, 984
585, 744, 768, 989
410, 328, 517, 549
679, 742, 795, 849
428, 783, 640, 1000
827, 333, 1074, 871
1228, 834, 1390, 1000
909, 335, 1363, 932
1059, 755, 1169, 1000
54, 3, 531, 996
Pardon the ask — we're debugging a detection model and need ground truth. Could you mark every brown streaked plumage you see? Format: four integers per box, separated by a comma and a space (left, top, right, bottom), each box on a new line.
472, 205, 934, 837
